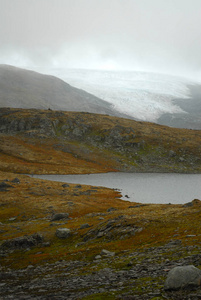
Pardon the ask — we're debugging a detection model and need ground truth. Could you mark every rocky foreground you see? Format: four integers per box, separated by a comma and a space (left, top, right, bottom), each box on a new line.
1, 172, 201, 299
1, 241, 201, 300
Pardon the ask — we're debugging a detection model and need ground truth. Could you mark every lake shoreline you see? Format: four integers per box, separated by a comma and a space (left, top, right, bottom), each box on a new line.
31, 172, 201, 205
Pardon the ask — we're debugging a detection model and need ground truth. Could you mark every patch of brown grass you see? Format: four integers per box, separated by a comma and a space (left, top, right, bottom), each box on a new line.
0, 135, 117, 174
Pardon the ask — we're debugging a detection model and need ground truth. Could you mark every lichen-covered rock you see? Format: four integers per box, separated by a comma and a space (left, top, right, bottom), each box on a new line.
55, 228, 71, 239
83, 217, 143, 242
164, 265, 201, 290
51, 213, 69, 221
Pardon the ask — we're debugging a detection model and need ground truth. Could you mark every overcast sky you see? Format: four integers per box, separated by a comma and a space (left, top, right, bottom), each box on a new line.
0, 0, 201, 80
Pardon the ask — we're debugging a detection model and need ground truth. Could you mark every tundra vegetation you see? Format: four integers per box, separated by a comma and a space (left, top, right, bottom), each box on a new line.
0, 107, 201, 299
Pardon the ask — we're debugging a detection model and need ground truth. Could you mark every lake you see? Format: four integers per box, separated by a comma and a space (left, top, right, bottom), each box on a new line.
31, 172, 201, 205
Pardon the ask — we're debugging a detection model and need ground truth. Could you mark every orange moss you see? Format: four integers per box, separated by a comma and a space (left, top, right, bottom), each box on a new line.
0, 135, 117, 174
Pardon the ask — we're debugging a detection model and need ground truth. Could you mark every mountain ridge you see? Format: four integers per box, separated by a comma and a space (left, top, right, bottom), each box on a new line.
0, 64, 129, 119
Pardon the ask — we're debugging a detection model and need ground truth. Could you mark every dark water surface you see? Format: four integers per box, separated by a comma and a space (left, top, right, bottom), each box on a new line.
32, 173, 201, 204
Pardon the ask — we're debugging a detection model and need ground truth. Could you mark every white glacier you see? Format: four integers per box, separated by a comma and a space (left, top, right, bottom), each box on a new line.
39, 68, 195, 122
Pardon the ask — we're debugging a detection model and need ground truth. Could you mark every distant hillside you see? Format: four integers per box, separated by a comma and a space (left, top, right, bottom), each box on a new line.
0, 65, 128, 118
0, 108, 201, 174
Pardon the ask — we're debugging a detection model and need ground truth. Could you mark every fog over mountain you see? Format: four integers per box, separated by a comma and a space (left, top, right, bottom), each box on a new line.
1, 0, 200, 128
0, 0, 200, 81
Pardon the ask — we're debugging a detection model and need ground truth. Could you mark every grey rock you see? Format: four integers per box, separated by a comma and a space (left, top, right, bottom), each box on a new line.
55, 228, 71, 239
62, 183, 69, 188
8, 217, 17, 222
72, 128, 83, 138
183, 201, 194, 207
164, 265, 201, 290
169, 150, 176, 157
95, 255, 102, 260
97, 232, 104, 238
80, 223, 90, 229
100, 249, 115, 257
51, 213, 69, 221
166, 239, 182, 247
11, 178, 20, 184
107, 207, 117, 212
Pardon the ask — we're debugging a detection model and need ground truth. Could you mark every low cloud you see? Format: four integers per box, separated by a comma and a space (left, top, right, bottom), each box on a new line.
0, 0, 200, 80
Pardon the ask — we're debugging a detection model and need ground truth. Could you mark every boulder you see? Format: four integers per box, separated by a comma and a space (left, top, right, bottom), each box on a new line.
55, 228, 71, 239
51, 213, 69, 221
164, 265, 201, 290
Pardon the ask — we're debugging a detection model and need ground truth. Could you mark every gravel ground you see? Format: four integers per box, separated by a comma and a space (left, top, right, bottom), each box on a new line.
1, 243, 201, 299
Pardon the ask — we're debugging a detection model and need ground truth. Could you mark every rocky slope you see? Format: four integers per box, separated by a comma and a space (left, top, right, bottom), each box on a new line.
0, 65, 128, 118
0, 107, 201, 174
158, 84, 201, 130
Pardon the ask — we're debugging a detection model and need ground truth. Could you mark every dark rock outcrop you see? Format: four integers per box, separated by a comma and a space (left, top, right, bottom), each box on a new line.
1, 233, 44, 249
0, 182, 14, 192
